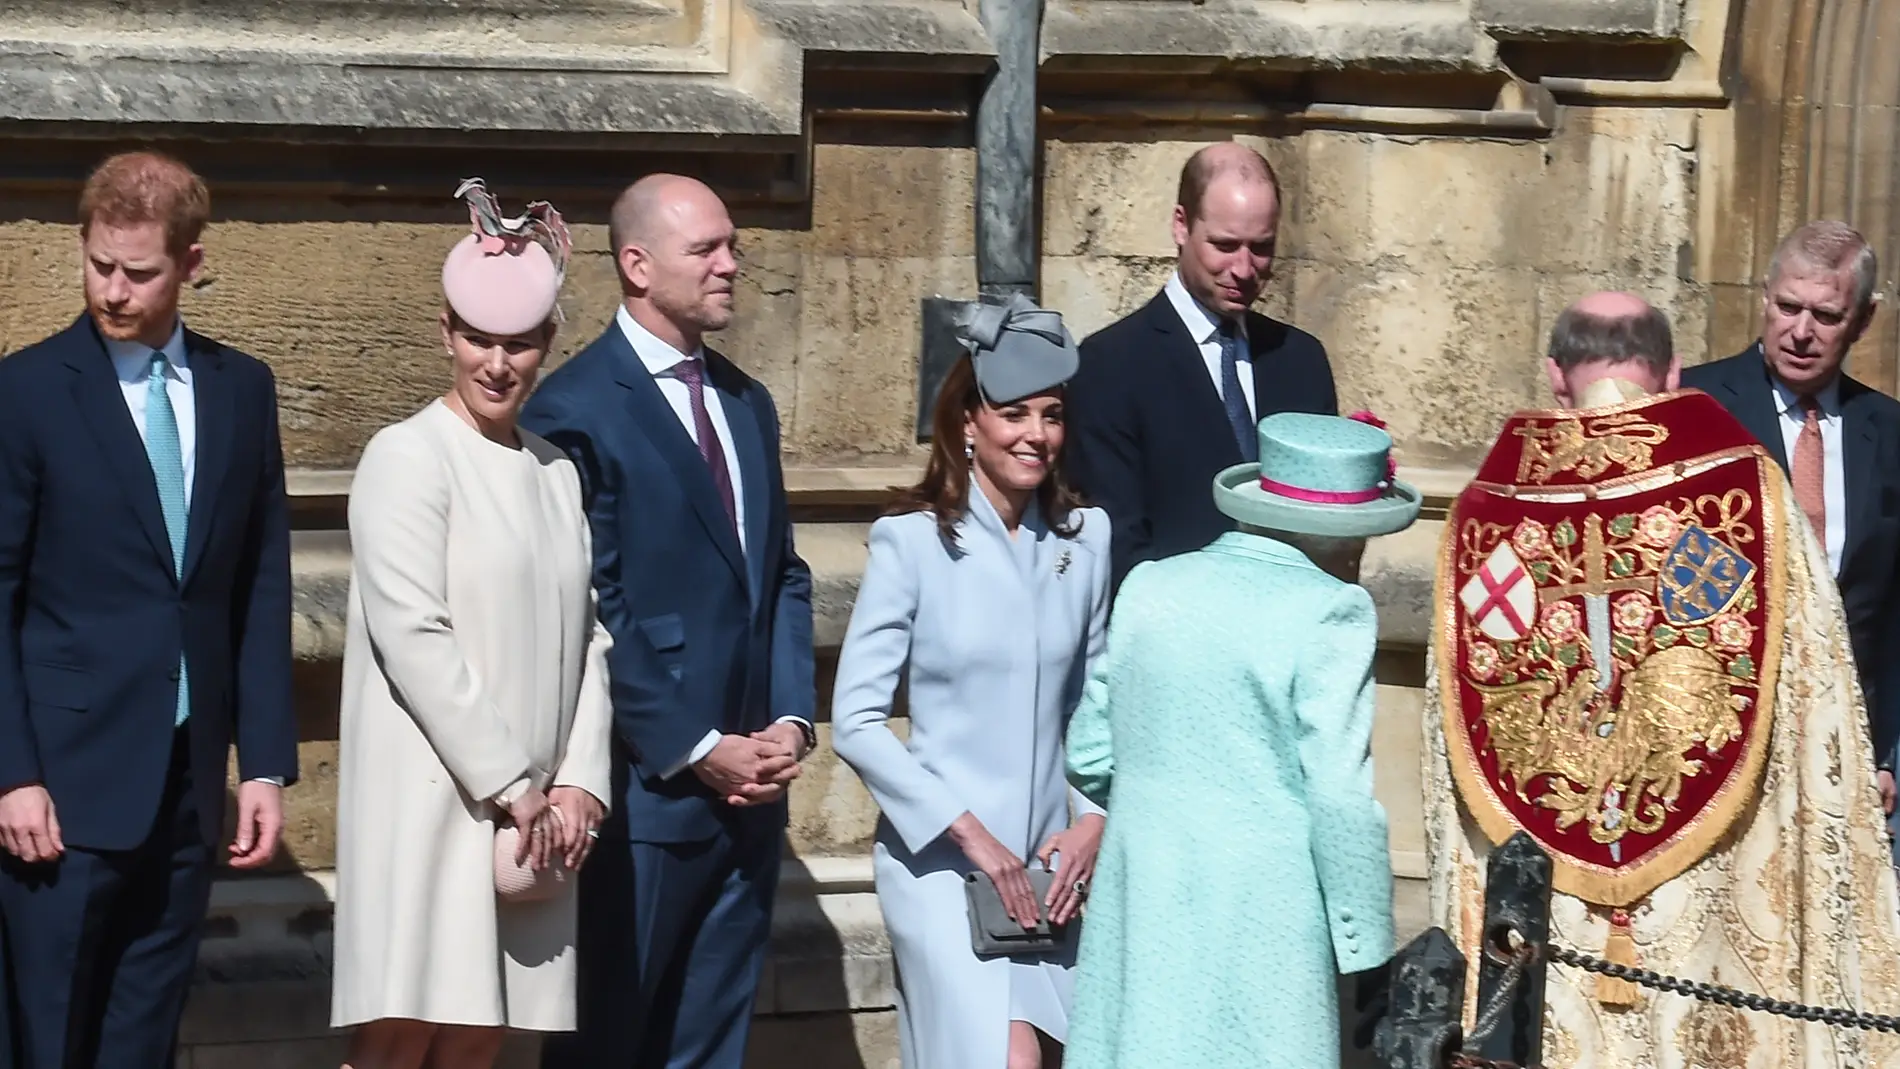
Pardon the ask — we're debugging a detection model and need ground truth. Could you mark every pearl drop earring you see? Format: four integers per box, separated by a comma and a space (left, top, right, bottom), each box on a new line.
964, 439, 975, 463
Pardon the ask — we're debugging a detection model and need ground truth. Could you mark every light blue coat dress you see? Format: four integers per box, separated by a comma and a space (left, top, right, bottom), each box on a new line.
831, 490, 1111, 1069
1063, 531, 1395, 1069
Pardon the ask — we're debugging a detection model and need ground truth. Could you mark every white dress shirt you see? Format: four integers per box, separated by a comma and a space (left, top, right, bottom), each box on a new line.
612, 307, 811, 779
107, 321, 282, 788
616, 306, 748, 552
103, 321, 196, 508
1771, 376, 1846, 578
1164, 270, 1256, 421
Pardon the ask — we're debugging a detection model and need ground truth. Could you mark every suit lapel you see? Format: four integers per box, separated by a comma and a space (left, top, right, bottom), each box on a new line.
605, 331, 747, 587
711, 359, 770, 611
1841, 378, 1881, 575
1142, 296, 1240, 469
1723, 344, 1790, 470
181, 330, 232, 585
62, 320, 176, 580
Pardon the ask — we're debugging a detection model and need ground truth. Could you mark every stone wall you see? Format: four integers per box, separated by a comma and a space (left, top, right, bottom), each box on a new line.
4, 0, 1892, 1062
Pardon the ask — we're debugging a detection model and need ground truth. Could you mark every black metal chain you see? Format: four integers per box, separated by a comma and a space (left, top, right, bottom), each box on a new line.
1548, 944, 1900, 1033
1434, 938, 1900, 1069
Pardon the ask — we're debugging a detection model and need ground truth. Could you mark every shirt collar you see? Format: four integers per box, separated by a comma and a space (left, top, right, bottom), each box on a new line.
102, 318, 188, 379
1768, 369, 1842, 421
615, 304, 702, 376
1164, 271, 1246, 348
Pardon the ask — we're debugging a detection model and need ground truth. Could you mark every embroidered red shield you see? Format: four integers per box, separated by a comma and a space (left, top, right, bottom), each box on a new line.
1435, 391, 1788, 907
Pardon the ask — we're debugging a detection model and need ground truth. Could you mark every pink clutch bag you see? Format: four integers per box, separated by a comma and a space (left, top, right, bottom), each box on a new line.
493, 807, 571, 903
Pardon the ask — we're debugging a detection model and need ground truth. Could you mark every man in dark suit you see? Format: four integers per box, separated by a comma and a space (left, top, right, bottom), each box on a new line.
0, 151, 297, 1067
1681, 219, 1900, 814
1067, 141, 1338, 591
524, 173, 815, 1069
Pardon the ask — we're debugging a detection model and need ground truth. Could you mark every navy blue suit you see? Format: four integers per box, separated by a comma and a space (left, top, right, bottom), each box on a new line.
1066, 291, 1338, 593
1682, 345, 1900, 770
0, 315, 297, 1068
522, 323, 814, 1069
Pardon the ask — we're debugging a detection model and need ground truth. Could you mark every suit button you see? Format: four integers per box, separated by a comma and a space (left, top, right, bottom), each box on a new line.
168, 667, 180, 681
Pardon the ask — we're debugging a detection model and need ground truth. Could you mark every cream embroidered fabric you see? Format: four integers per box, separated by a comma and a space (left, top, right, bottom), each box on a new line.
1423, 470, 1900, 1068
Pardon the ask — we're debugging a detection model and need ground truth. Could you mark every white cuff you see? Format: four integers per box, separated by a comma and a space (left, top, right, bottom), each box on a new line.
663, 730, 724, 780
493, 776, 532, 807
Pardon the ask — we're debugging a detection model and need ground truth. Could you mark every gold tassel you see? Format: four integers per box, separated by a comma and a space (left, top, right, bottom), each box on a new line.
1596, 908, 1640, 1008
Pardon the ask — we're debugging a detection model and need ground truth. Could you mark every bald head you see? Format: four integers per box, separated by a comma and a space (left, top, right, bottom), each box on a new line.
1176, 142, 1280, 224
1544, 291, 1679, 406
608, 172, 739, 352
609, 173, 720, 255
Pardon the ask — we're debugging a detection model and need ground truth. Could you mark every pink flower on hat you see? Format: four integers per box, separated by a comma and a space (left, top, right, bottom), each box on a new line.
1348, 409, 1399, 480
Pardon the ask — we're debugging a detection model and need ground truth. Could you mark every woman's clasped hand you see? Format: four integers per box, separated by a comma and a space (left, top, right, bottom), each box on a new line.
1036, 812, 1104, 926
949, 812, 1043, 929
504, 786, 605, 872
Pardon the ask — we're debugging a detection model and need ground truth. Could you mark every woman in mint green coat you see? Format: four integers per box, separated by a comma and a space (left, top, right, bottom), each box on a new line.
1063, 411, 1421, 1068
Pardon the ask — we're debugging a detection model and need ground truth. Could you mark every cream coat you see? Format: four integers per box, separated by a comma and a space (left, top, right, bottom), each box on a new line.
330, 399, 614, 1031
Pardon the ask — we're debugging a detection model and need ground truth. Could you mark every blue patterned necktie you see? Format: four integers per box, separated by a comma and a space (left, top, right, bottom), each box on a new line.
1218, 320, 1257, 462
145, 352, 189, 726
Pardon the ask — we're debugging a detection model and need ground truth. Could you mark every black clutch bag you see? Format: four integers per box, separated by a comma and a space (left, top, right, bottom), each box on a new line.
964, 867, 1077, 958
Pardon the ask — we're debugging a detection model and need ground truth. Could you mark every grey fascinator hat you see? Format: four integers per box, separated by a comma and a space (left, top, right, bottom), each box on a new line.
952, 293, 1081, 405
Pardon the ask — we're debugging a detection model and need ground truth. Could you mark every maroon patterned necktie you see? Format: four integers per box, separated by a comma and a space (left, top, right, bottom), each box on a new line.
671, 357, 738, 533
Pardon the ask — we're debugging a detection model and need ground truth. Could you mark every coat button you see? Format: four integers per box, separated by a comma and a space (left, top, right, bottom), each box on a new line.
1341, 908, 1353, 922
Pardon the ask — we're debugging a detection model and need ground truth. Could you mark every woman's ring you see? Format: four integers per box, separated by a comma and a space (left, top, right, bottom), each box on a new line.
1073, 879, 1088, 897
586, 828, 600, 839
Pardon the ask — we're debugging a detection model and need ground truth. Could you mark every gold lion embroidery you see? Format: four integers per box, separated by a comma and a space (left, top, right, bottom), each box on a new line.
1473, 645, 1744, 844
1513, 412, 1671, 484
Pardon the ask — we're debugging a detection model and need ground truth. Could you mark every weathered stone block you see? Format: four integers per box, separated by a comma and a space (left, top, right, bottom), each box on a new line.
1528, 109, 1699, 279
788, 254, 976, 459
1042, 136, 1301, 262
1295, 262, 1546, 467
809, 145, 976, 259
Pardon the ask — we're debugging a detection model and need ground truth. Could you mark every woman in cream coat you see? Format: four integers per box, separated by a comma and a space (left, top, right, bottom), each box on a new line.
331, 182, 613, 1069
832, 295, 1110, 1069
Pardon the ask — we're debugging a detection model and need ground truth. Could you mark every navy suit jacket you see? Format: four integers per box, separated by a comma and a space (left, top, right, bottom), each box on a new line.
1681, 346, 1900, 767
0, 315, 297, 852
1065, 291, 1339, 591
520, 326, 815, 844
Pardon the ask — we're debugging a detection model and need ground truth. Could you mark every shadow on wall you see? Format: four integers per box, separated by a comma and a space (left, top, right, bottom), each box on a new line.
751, 842, 879, 1069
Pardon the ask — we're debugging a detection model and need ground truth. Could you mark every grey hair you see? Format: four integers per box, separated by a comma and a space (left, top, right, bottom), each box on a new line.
1767, 220, 1879, 313
1546, 305, 1673, 375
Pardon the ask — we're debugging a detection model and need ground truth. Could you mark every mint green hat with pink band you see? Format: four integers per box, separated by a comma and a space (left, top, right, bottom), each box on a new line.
1213, 411, 1422, 538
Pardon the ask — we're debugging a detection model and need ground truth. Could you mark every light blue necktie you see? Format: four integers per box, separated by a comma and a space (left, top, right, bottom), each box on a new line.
145, 352, 189, 727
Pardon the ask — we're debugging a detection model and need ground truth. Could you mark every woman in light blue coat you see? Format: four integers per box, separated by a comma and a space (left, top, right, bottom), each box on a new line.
833, 295, 1110, 1069
1063, 411, 1422, 1069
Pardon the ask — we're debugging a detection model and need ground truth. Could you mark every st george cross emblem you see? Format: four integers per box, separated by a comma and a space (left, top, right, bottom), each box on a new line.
1458, 541, 1535, 640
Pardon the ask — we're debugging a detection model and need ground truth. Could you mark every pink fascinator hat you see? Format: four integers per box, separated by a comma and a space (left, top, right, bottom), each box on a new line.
441, 177, 574, 337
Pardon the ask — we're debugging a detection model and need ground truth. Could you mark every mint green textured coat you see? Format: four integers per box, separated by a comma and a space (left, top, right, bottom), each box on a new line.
1063, 532, 1395, 1068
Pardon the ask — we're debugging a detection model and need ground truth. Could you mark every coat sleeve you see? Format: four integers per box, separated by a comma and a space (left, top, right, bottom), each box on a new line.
830, 518, 968, 852
348, 426, 535, 801
1067, 557, 1139, 809
0, 373, 41, 792
1291, 581, 1394, 974
231, 365, 298, 784
1066, 346, 1152, 592
1066, 527, 1113, 821
762, 388, 817, 725
553, 503, 616, 812
521, 389, 711, 776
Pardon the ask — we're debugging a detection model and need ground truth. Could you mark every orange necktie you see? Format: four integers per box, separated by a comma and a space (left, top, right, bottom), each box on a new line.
1792, 394, 1826, 548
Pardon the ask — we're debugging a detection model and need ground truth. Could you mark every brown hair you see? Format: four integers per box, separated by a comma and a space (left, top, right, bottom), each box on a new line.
1547, 303, 1673, 375
78, 150, 211, 256
1176, 143, 1281, 226
886, 355, 1085, 547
